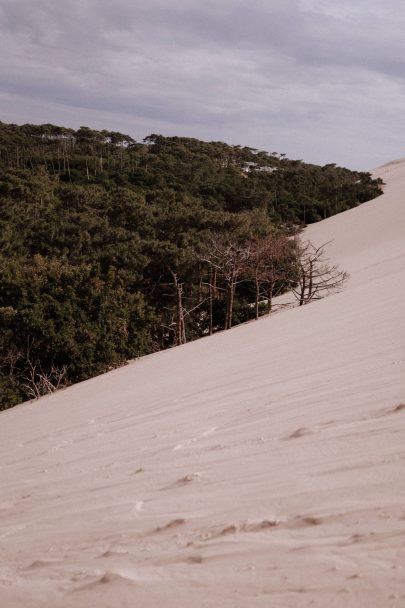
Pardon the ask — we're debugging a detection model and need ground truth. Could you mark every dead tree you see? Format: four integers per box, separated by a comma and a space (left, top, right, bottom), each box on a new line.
197, 237, 250, 331
23, 361, 67, 400
249, 234, 289, 319
0, 343, 22, 378
0, 338, 68, 401
196, 244, 224, 334
161, 269, 207, 346
223, 242, 250, 330
207, 264, 217, 336
293, 240, 348, 306
195, 262, 217, 336
170, 270, 187, 346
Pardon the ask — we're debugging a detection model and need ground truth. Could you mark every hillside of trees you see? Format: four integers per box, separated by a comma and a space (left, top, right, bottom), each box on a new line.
0, 121, 383, 409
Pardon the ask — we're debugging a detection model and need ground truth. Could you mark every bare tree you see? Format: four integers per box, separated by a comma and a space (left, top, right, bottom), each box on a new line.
0, 338, 68, 401
207, 264, 217, 336
248, 233, 290, 319
197, 237, 250, 331
23, 361, 67, 400
0, 343, 22, 378
222, 242, 251, 330
159, 270, 207, 346
292, 240, 348, 306
170, 270, 187, 346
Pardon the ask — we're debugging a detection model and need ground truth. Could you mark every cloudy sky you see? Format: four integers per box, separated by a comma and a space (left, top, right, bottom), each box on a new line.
0, 0, 404, 169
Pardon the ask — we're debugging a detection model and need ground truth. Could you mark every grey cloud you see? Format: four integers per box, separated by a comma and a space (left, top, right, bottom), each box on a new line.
0, 0, 404, 169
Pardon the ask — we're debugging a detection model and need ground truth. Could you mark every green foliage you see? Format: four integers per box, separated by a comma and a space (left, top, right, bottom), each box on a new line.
0, 121, 383, 409
0, 255, 154, 409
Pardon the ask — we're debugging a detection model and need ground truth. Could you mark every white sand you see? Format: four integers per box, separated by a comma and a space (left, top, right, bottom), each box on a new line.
1, 160, 405, 607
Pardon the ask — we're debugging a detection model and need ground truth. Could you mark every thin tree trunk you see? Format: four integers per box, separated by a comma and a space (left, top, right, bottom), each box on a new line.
299, 267, 306, 306
225, 270, 236, 330
228, 282, 235, 329
267, 279, 274, 314
307, 260, 314, 302
66, 155, 71, 182
209, 267, 213, 336
171, 271, 186, 346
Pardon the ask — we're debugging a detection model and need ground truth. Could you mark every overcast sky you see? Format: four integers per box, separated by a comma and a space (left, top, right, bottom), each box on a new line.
0, 0, 404, 170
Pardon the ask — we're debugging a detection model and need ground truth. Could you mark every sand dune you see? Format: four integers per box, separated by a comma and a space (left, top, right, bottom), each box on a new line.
1, 160, 404, 607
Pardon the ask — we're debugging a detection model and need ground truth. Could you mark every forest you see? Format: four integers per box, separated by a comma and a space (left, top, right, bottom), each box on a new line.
0, 121, 383, 409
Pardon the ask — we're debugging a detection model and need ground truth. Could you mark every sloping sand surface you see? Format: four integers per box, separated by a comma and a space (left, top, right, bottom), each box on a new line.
1, 160, 404, 607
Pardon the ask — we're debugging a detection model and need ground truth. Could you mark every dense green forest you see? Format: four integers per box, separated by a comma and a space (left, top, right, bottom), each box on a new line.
0, 121, 383, 409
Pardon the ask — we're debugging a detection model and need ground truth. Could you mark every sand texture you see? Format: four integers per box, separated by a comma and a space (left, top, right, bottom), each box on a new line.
1, 160, 405, 607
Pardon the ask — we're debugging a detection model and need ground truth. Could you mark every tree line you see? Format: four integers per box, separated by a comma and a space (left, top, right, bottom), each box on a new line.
0, 122, 383, 409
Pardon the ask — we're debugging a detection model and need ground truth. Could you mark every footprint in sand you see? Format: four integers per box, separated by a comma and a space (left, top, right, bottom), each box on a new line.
70, 571, 136, 592
173, 437, 197, 451
132, 501, 144, 515
285, 427, 314, 440
162, 473, 202, 491
98, 548, 129, 559
373, 403, 405, 419
174, 427, 218, 450
200, 514, 322, 541
155, 518, 186, 532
